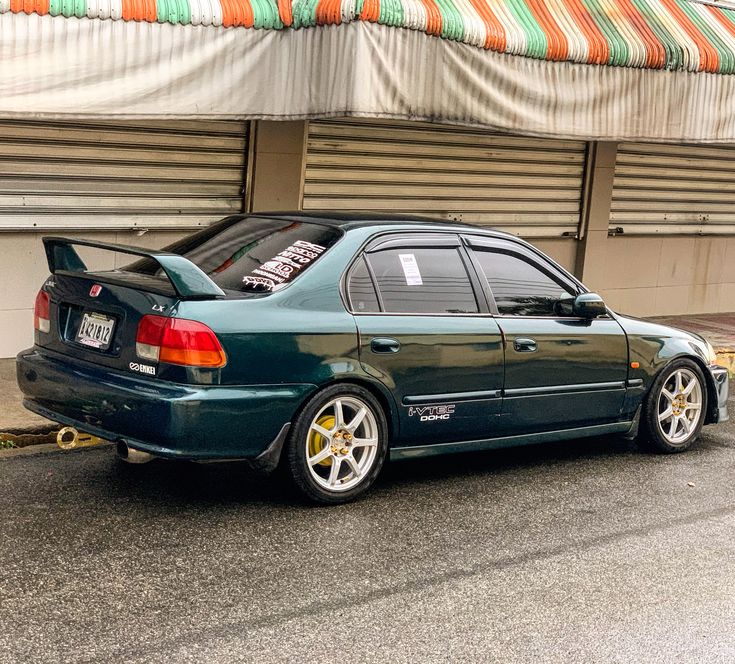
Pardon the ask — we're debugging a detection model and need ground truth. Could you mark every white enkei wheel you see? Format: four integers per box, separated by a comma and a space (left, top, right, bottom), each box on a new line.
287, 385, 388, 504
305, 396, 380, 492
656, 367, 703, 445
639, 359, 708, 454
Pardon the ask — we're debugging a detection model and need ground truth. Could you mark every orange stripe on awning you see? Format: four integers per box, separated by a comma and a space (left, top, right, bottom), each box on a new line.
467, 0, 507, 51
278, 0, 293, 26
527, 0, 568, 60
709, 5, 735, 40
220, 0, 255, 27
660, 0, 719, 72
315, 0, 344, 24
121, 0, 156, 21
12, 0, 49, 14
616, 0, 666, 68
359, 0, 380, 22
418, 0, 443, 37
563, 0, 610, 64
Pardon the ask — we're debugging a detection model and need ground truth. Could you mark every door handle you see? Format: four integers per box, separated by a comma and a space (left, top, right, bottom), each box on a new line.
371, 337, 401, 354
513, 338, 537, 353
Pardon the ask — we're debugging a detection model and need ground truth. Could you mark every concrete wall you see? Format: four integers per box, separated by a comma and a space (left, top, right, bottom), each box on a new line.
0, 230, 187, 358
592, 235, 735, 317
530, 239, 578, 274
576, 141, 735, 317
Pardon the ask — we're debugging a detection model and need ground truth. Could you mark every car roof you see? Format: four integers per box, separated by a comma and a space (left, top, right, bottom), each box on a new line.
243, 211, 520, 240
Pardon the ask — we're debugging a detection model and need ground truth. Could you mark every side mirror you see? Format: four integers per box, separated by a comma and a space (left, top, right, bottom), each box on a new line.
573, 292, 607, 318
555, 293, 607, 318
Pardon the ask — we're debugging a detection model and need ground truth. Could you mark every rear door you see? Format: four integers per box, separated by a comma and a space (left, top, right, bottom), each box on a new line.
465, 236, 629, 434
348, 233, 504, 446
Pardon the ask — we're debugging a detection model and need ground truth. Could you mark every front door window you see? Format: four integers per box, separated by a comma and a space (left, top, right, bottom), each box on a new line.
472, 249, 574, 317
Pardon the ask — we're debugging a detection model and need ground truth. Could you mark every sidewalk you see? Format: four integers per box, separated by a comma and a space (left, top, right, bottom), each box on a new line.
651, 312, 735, 375
0, 359, 54, 434
2, 312, 735, 435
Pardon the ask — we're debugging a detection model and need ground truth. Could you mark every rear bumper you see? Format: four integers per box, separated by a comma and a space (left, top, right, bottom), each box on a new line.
16, 348, 315, 460
707, 365, 729, 425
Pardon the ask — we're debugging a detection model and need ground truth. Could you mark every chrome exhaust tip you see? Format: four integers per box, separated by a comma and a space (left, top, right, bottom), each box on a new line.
116, 440, 154, 464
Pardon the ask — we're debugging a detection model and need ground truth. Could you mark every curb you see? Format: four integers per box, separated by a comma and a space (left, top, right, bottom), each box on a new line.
0, 430, 60, 450
0, 440, 112, 459
1, 424, 59, 436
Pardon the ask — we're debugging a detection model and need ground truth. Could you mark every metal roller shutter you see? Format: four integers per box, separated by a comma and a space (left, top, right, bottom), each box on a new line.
302, 119, 588, 238
611, 142, 735, 236
0, 119, 248, 231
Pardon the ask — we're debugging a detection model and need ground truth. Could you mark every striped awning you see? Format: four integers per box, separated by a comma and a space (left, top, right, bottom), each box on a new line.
4, 0, 735, 73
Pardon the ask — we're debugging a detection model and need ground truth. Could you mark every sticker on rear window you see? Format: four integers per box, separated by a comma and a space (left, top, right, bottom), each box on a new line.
244, 240, 326, 292
399, 253, 423, 286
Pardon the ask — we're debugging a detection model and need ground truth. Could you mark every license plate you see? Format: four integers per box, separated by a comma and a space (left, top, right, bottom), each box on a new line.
76, 312, 115, 350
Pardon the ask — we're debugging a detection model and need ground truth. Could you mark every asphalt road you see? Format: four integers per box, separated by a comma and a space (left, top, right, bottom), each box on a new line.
1, 402, 734, 664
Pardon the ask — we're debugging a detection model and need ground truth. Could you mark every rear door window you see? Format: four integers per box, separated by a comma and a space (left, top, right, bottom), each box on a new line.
365, 247, 478, 314
125, 217, 342, 294
347, 257, 381, 313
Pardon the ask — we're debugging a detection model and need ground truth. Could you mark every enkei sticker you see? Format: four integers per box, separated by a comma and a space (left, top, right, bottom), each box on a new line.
407, 404, 456, 422
129, 362, 156, 376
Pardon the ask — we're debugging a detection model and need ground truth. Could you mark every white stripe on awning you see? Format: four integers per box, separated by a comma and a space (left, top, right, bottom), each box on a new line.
4, 14, 735, 142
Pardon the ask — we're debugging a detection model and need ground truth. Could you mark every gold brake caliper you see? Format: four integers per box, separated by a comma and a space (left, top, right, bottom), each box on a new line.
308, 415, 335, 467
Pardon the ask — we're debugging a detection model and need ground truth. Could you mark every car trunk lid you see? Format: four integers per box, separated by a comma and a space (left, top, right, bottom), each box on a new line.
37, 237, 225, 378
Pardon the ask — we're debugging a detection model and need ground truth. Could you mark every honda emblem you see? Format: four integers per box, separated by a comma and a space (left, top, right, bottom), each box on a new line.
89, 285, 102, 298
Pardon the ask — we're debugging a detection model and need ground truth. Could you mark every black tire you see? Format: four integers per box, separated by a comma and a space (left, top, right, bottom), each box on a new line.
638, 358, 708, 454
285, 384, 389, 504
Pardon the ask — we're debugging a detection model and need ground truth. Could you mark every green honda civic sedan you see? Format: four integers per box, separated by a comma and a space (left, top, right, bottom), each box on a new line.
16, 213, 729, 503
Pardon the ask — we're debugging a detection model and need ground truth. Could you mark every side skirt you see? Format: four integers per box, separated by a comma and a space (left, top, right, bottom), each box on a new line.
389, 421, 634, 461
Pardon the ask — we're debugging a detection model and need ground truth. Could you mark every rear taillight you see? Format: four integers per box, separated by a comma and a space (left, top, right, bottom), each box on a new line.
34, 290, 50, 333
135, 315, 226, 368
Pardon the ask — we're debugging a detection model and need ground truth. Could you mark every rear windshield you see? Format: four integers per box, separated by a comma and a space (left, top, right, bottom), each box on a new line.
124, 217, 342, 294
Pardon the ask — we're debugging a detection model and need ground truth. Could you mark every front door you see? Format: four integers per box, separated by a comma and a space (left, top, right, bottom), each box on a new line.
466, 237, 629, 434
346, 235, 504, 446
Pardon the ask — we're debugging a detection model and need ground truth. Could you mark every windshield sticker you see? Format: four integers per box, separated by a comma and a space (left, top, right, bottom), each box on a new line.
244, 240, 326, 292
399, 253, 423, 286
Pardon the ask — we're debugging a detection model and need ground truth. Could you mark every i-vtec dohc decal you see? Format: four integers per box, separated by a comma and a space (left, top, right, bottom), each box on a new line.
408, 404, 456, 422
129, 362, 156, 376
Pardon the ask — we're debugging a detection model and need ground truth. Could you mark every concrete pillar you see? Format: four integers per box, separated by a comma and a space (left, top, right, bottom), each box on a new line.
575, 142, 618, 289
248, 120, 308, 212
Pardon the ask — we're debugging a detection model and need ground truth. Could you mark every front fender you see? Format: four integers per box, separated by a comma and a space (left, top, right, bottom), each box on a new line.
621, 318, 723, 424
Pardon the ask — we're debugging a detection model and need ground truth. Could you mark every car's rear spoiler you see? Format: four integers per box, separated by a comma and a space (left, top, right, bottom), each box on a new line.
42, 237, 225, 300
